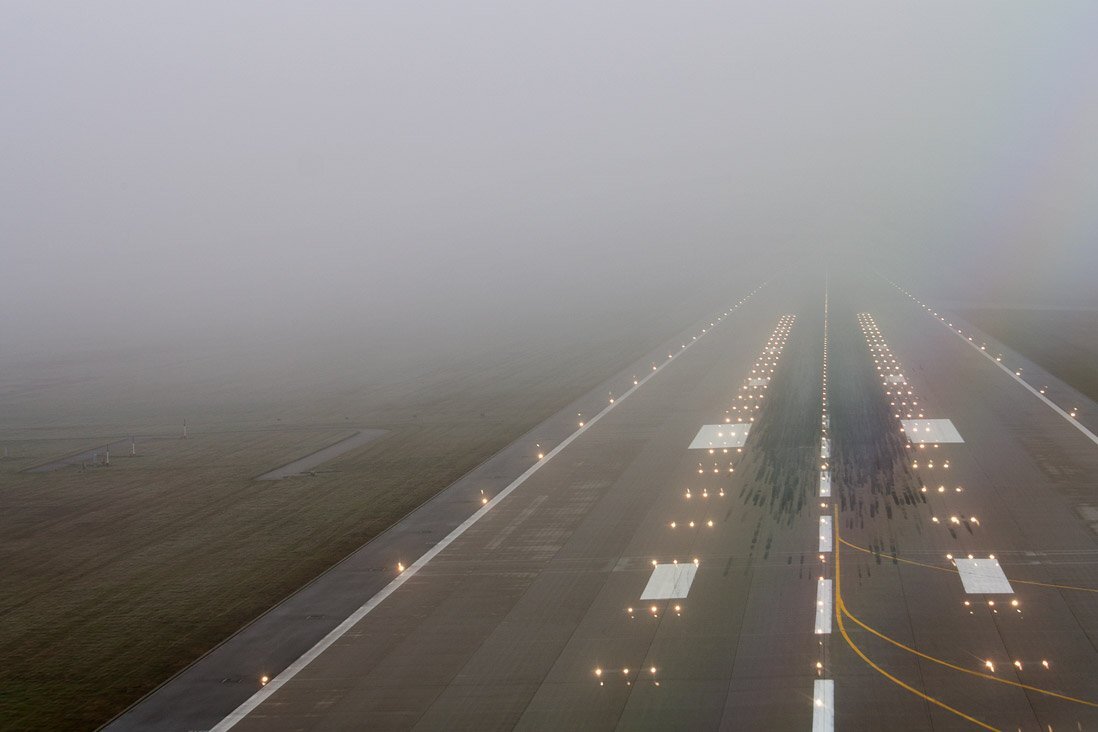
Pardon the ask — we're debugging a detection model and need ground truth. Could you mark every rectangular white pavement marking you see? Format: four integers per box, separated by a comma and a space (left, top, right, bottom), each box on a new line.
689, 424, 751, 449
812, 679, 835, 732
818, 516, 833, 553
885, 373, 907, 385
819, 470, 831, 497
820, 437, 830, 459
815, 579, 832, 634
955, 558, 1014, 594
640, 563, 697, 600
901, 418, 963, 444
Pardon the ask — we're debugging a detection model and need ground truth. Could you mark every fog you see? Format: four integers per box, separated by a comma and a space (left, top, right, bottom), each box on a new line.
3, 2, 1098, 362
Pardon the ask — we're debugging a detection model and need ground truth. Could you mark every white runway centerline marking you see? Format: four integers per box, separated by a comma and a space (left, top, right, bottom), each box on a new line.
901, 418, 963, 444
818, 516, 833, 553
639, 563, 697, 600
955, 558, 1014, 594
812, 679, 835, 732
815, 579, 832, 634
688, 424, 751, 449
820, 436, 830, 459
819, 470, 831, 497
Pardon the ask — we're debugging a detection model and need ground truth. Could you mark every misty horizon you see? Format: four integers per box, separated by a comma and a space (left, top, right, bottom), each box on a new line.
4, 3, 1098, 354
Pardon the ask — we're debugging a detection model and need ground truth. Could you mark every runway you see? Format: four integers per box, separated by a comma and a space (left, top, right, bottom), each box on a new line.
108, 271, 1098, 731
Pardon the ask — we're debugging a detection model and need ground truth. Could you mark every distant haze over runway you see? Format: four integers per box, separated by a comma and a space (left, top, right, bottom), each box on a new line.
3, 2, 1098, 358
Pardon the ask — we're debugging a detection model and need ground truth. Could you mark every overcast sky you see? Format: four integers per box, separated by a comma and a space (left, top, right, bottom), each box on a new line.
3, 2, 1097, 353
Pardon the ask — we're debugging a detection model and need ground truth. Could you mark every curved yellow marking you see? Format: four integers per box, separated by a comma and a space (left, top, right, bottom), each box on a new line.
833, 508, 999, 730
839, 536, 1098, 594
840, 601, 1098, 708
835, 512, 1098, 709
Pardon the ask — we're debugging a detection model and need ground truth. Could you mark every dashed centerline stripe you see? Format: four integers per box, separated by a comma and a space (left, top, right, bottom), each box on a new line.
811, 679, 835, 732
815, 579, 833, 635
811, 272, 835, 728
818, 516, 833, 553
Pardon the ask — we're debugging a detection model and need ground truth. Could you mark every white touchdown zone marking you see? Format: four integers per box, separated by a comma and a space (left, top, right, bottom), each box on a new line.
819, 470, 831, 498
901, 418, 963, 444
208, 298, 754, 731
955, 558, 1014, 594
689, 424, 751, 449
640, 563, 697, 600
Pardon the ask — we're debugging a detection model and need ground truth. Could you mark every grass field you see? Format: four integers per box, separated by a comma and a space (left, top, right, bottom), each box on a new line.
0, 295, 721, 730
961, 308, 1098, 404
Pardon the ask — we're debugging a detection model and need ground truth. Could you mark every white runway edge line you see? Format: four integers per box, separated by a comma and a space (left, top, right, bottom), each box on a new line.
891, 282, 1098, 448
948, 324, 1098, 445
208, 291, 765, 731
812, 679, 835, 732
